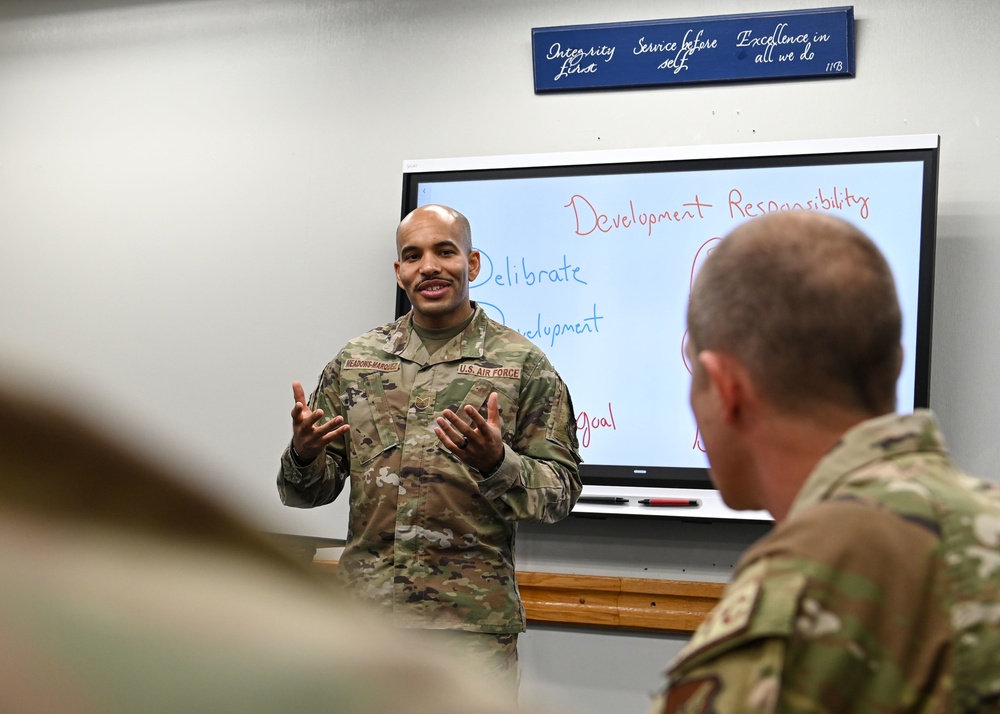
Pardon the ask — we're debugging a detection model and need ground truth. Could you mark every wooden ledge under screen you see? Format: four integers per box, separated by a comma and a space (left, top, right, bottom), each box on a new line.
312, 559, 724, 634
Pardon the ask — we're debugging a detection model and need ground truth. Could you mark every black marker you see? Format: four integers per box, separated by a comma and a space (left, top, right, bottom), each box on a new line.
577, 496, 629, 505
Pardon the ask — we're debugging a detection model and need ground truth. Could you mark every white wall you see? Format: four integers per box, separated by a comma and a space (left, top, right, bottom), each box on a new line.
2, 1, 998, 712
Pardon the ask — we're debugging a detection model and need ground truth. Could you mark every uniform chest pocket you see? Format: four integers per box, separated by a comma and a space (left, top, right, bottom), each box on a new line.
342, 373, 401, 465
447, 378, 518, 442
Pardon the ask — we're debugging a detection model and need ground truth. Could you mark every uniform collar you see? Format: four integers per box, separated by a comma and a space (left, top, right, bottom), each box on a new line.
383, 302, 489, 363
787, 409, 950, 521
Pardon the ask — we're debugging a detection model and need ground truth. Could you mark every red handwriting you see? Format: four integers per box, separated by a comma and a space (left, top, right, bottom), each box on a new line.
684, 238, 723, 450
682, 237, 723, 375
576, 402, 617, 448
565, 194, 712, 237
728, 187, 870, 220
689, 237, 722, 293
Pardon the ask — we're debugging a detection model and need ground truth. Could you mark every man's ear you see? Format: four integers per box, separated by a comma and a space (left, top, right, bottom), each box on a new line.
467, 249, 481, 282
698, 351, 751, 425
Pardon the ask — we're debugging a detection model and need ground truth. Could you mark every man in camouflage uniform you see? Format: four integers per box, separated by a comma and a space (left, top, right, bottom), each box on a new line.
279, 204, 582, 684
651, 211, 1000, 713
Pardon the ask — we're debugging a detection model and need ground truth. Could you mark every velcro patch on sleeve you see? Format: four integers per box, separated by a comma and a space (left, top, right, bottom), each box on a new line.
671, 561, 806, 673
684, 575, 761, 653
662, 676, 721, 714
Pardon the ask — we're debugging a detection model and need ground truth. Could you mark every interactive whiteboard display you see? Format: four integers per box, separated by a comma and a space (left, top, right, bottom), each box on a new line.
401, 135, 939, 520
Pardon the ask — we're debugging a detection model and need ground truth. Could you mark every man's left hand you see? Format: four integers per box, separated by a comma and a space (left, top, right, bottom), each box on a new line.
435, 392, 505, 474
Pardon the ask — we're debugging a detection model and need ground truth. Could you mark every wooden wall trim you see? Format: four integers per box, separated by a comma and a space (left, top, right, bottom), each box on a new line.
516, 571, 723, 633
313, 560, 723, 634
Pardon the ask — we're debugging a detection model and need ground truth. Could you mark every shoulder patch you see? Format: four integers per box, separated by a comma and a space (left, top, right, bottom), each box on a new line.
681, 574, 762, 658
670, 559, 807, 678
663, 676, 720, 714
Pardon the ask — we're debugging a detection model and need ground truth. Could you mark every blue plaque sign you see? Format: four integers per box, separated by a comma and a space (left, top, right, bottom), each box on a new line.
532, 6, 854, 93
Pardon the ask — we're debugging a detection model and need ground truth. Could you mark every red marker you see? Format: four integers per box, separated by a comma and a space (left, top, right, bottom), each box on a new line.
638, 498, 700, 507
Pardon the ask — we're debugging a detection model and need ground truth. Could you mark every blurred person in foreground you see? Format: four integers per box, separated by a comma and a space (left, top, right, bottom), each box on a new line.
650, 211, 1000, 713
0, 379, 531, 714
278, 204, 582, 688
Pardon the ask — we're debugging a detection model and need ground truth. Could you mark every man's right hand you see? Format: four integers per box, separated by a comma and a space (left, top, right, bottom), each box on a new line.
290, 381, 350, 464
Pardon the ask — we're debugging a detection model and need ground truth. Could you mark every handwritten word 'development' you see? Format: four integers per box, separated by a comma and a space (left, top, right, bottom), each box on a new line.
728, 187, 871, 220
518, 304, 604, 348
566, 194, 712, 237
634, 29, 719, 75
480, 253, 588, 288
546, 42, 616, 81
577, 402, 617, 449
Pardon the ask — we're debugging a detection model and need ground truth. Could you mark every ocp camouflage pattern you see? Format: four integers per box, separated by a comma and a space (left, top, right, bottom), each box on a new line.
279, 305, 582, 633
652, 410, 1000, 713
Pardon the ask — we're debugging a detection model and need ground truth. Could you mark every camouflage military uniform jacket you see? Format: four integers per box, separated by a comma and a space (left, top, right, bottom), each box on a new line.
279, 305, 582, 633
654, 410, 1000, 713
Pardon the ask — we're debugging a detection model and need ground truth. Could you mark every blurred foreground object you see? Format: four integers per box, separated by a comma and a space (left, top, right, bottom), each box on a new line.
0, 381, 530, 714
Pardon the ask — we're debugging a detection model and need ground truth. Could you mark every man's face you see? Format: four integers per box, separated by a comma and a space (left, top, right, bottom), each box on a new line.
394, 209, 480, 329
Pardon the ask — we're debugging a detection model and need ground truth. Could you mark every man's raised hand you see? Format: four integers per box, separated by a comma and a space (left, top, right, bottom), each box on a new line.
290, 381, 349, 464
